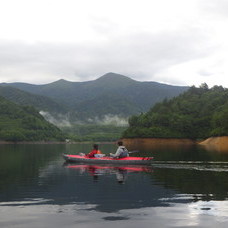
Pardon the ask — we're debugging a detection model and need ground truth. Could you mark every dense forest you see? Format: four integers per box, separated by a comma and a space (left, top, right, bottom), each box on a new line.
1, 80, 228, 142
1, 73, 188, 122
0, 86, 66, 114
62, 124, 127, 142
123, 84, 228, 139
0, 96, 65, 142
0, 73, 187, 142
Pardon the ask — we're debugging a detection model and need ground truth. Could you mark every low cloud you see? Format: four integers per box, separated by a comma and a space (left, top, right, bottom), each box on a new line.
0, 0, 228, 87
0, 25, 219, 86
40, 111, 128, 127
89, 114, 129, 127
39, 111, 71, 127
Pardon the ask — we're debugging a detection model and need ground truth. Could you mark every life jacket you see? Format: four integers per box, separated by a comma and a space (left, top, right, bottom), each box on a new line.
86, 149, 101, 158
118, 147, 129, 158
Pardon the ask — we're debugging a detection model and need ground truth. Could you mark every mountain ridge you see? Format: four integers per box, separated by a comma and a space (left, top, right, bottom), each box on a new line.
0, 73, 189, 123
0, 86, 66, 114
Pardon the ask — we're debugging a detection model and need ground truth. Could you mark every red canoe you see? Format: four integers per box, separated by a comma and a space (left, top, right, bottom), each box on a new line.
63, 154, 153, 165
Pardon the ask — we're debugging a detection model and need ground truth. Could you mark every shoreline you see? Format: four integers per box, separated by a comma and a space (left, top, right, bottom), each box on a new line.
1, 137, 228, 152
198, 136, 228, 153
122, 137, 195, 145
122, 137, 196, 151
122, 137, 228, 152
0, 141, 115, 145
0, 141, 67, 144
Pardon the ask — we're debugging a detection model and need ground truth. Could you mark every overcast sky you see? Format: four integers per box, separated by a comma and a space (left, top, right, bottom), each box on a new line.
0, 0, 228, 87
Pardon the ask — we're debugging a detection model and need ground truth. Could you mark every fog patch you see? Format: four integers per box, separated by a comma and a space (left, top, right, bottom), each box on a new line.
39, 111, 71, 127
89, 114, 129, 126
40, 111, 128, 127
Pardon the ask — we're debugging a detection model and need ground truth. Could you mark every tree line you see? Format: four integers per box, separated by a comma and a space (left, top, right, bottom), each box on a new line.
122, 84, 228, 139
0, 96, 65, 142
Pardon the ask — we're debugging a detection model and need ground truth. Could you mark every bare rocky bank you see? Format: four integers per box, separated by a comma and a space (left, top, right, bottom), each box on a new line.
122, 138, 195, 151
199, 136, 228, 153
122, 137, 228, 153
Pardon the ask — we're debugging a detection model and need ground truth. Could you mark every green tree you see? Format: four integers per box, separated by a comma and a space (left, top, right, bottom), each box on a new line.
123, 85, 228, 139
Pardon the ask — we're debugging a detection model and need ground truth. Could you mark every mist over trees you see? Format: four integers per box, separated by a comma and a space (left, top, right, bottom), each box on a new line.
0, 73, 188, 122
1, 75, 228, 142
0, 73, 188, 142
0, 96, 65, 142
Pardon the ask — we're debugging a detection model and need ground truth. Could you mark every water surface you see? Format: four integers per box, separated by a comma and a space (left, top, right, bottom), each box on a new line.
0, 144, 228, 228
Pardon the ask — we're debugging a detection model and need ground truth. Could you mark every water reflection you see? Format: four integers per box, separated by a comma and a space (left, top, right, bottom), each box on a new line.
64, 164, 153, 184
38, 161, 169, 213
1, 144, 228, 227
199, 143, 228, 154
124, 142, 228, 162
1, 199, 227, 228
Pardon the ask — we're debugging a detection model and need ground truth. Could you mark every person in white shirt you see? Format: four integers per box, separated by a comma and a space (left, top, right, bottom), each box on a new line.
110, 141, 129, 158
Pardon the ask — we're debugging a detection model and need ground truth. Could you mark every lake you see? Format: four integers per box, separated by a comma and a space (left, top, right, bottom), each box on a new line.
0, 143, 228, 228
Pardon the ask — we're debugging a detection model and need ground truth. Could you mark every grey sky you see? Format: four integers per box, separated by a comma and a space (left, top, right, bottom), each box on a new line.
0, 0, 228, 87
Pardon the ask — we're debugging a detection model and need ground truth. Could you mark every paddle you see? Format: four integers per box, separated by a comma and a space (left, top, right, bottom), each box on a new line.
128, 150, 139, 154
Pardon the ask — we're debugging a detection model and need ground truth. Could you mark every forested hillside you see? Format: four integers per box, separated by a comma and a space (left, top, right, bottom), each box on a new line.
123, 84, 228, 139
1, 73, 188, 121
0, 73, 188, 142
0, 96, 65, 142
0, 86, 66, 114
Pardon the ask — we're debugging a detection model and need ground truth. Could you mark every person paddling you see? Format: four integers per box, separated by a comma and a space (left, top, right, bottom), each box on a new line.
110, 141, 129, 158
85, 144, 102, 158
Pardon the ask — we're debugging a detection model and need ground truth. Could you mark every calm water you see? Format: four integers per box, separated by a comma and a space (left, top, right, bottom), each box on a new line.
0, 143, 228, 228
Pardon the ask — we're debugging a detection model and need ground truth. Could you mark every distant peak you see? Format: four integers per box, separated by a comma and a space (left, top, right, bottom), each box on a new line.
97, 72, 135, 82
50, 79, 72, 85
55, 79, 69, 83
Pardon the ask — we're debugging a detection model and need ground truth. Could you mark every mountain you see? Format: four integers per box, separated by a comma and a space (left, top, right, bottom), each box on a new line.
1, 73, 188, 122
0, 86, 67, 114
123, 84, 228, 139
0, 96, 65, 142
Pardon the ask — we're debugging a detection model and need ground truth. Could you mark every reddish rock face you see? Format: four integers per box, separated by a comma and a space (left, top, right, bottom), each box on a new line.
122, 138, 195, 151
199, 136, 228, 153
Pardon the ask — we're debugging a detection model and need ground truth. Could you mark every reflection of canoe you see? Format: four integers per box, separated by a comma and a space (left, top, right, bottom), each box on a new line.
65, 164, 153, 173
63, 154, 153, 165
64, 164, 153, 183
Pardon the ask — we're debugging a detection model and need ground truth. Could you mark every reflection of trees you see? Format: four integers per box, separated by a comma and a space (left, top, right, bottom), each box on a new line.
0, 144, 64, 192
152, 167, 228, 201
122, 142, 228, 162
1, 145, 228, 213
